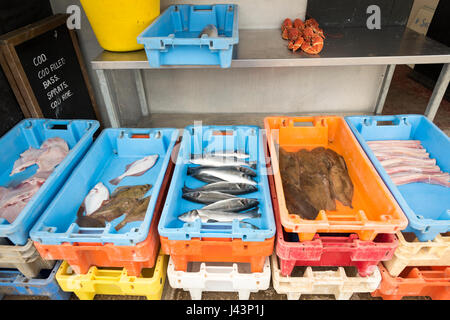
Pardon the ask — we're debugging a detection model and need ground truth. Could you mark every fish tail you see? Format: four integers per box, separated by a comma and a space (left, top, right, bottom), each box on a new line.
109, 177, 122, 186
247, 208, 261, 219
249, 161, 257, 169
182, 184, 193, 193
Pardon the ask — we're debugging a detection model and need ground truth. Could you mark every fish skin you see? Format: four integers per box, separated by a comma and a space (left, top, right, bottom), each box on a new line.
84, 182, 110, 215
182, 191, 237, 204
178, 207, 261, 223
324, 148, 354, 208
89, 198, 141, 222
190, 168, 257, 186
109, 155, 158, 185
201, 198, 259, 212
190, 155, 257, 169
297, 148, 336, 211
188, 165, 256, 177
281, 176, 318, 220
114, 197, 150, 231
182, 182, 258, 195
111, 184, 152, 200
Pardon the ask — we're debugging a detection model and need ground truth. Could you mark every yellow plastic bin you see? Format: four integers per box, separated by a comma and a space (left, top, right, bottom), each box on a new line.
80, 0, 160, 52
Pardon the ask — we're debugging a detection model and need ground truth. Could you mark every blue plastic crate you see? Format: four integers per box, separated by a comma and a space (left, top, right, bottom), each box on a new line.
0, 119, 99, 245
158, 125, 275, 242
30, 128, 179, 246
0, 261, 70, 300
137, 4, 239, 68
345, 115, 449, 242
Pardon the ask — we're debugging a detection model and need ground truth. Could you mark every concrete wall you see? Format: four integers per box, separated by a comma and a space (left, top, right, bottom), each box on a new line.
50, 0, 387, 127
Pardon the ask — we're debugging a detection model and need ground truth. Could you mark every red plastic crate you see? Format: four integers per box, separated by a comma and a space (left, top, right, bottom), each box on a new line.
372, 263, 450, 300
34, 140, 180, 276
266, 141, 399, 277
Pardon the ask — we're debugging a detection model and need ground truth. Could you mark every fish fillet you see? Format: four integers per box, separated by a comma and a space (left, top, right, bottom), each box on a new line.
0, 199, 28, 223
390, 173, 450, 187
384, 165, 442, 175
380, 158, 436, 168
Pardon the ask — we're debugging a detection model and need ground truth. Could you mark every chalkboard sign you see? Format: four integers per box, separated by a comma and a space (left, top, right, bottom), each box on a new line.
0, 14, 99, 120
307, 0, 414, 28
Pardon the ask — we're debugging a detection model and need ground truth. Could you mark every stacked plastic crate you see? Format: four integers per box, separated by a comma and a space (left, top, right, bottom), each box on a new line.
0, 119, 99, 300
265, 116, 409, 300
346, 115, 450, 300
29, 128, 179, 300
158, 125, 275, 300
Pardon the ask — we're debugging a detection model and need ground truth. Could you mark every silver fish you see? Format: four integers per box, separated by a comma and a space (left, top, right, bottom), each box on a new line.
203, 150, 250, 159
178, 208, 261, 223
190, 168, 257, 185
84, 182, 110, 215
182, 182, 257, 195
188, 165, 256, 177
202, 198, 259, 212
199, 24, 218, 38
109, 155, 158, 186
182, 191, 237, 204
190, 155, 257, 169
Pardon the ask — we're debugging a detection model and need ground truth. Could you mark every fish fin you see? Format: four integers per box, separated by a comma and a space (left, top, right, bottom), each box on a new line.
125, 161, 135, 171
129, 171, 147, 177
248, 161, 257, 169
115, 220, 127, 231
76, 205, 85, 218
109, 177, 122, 186
207, 219, 219, 223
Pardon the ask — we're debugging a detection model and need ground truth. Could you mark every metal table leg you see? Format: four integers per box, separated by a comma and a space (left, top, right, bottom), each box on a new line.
375, 64, 396, 114
96, 69, 120, 128
134, 70, 150, 117
425, 63, 450, 122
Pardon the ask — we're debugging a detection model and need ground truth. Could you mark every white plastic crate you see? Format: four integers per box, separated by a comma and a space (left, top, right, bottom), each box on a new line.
384, 232, 450, 277
271, 254, 381, 300
167, 256, 271, 300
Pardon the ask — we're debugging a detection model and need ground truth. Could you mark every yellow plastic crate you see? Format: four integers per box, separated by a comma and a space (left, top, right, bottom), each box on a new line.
56, 250, 168, 300
384, 232, 450, 277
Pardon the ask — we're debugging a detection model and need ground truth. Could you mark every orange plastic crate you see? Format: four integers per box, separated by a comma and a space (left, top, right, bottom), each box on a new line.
372, 263, 450, 300
264, 116, 408, 242
160, 236, 275, 273
34, 140, 180, 276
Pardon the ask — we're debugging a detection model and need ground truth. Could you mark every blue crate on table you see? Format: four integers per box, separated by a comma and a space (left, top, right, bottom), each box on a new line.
158, 125, 275, 242
0, 261, 70, 300
0, 119, 99, 245
345, 115, 449, 242
30, 128, 179, 246
137, 4, 239, 68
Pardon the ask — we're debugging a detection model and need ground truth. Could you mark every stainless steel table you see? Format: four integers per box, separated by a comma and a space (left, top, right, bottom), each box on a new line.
92, 27, 450, 128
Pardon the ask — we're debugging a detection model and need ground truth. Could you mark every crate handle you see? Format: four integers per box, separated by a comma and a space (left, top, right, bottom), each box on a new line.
193, 5, 213, 11
213, 130, 233, 136
45, 120, 71, 130
131, 134, 150, 139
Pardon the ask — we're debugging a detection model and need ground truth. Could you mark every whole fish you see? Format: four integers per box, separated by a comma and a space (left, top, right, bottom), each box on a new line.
178, 207, 261, 223
201, 198, 259, 212
182, 191, 237, 204
190, 155, 256, 169
111, 184, 152, 200
109, 155, 159, 185
199, 24, 218, 38
203, 150, 250, 159
84, 182, 110, 215
189, 168, 257, 185
115, 197, 150, 231
182, 182, 257, 195
188, 165, 256, 177
75, 206, 106, 228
